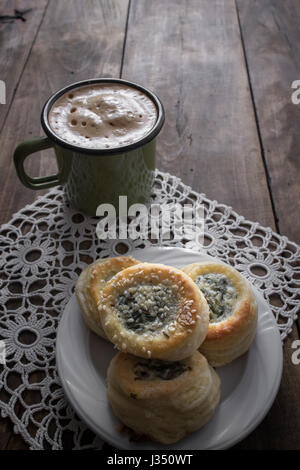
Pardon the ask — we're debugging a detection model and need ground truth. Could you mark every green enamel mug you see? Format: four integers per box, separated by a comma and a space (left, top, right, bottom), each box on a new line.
13, 78, 165, 215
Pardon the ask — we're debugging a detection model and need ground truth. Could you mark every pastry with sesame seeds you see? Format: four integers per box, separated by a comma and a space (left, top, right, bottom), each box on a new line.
75, 256, 140, 339
182, 261, 258, 367
99, 262, 209, 360
107, 351, 221, 444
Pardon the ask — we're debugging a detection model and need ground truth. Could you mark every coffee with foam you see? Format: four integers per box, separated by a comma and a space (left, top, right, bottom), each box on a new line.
48, 83, 157, 149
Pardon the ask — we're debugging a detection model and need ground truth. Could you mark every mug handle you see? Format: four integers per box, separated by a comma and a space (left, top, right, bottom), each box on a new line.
14, 137, 63, 190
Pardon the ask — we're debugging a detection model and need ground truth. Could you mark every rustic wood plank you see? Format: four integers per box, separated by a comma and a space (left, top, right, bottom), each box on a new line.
122, 0, 300, 450
233, 325, 300, 449
0, 0, 129, 226
0, 0, 48, 131
1, 0, 298, 451
236, 0, 300, 244
0, 0, 130, 450
122, 0, 275, 229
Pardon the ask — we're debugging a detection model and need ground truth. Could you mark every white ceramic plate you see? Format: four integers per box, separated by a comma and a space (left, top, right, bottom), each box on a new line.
56, 247, 283, 450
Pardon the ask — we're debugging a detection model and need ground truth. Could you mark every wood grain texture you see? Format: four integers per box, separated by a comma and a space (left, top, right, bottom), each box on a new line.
0, 0, 129, 225
0, 0, 130, 451
122, 0, 300, 450
236, 0, 300, 244
0, 0, 48, 131
122, 0, 275, 229
233, 325, 300, 449
0, 0, 299, 452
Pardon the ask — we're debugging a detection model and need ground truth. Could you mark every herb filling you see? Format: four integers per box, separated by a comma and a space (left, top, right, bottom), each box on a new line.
134, 359, 191, 381
116, 283, 178, 334
195, 273, 237, 323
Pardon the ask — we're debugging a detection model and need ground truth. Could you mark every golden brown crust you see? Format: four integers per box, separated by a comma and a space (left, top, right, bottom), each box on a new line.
100, 263, 209, 361
107, 351, 221, 444
182, 261, 258, 367
75, 256, 140, 338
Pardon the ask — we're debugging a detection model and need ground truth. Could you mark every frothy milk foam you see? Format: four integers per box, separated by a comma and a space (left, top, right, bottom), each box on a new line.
49, 83, 157, 149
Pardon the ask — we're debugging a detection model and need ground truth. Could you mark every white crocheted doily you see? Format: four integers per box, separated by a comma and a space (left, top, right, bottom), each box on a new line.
0, 170, 299, 449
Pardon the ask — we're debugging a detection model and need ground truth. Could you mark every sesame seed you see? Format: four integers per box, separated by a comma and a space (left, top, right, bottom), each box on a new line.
115, 283, 178, 335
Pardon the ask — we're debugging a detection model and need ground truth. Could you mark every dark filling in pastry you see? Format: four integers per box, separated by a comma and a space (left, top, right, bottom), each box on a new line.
195, 273, 237, 322
116, 283, 178, 334
134, 359, 191, 381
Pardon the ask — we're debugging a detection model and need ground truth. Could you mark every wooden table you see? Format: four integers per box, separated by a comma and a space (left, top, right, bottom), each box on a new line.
0, 0, 299, 450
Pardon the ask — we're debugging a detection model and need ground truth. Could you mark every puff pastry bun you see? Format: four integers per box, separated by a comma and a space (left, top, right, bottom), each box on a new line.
100, 263, 209, 361
75, 256, 140, 338
107, 351, 221, 444
182, 261, 258, 367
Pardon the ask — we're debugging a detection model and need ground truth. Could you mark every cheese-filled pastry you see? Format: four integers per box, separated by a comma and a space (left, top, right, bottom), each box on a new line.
107, 351, 221, 444
75, 256, 140, 338
100, 263, 209, 361
182, 261, 258, 367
